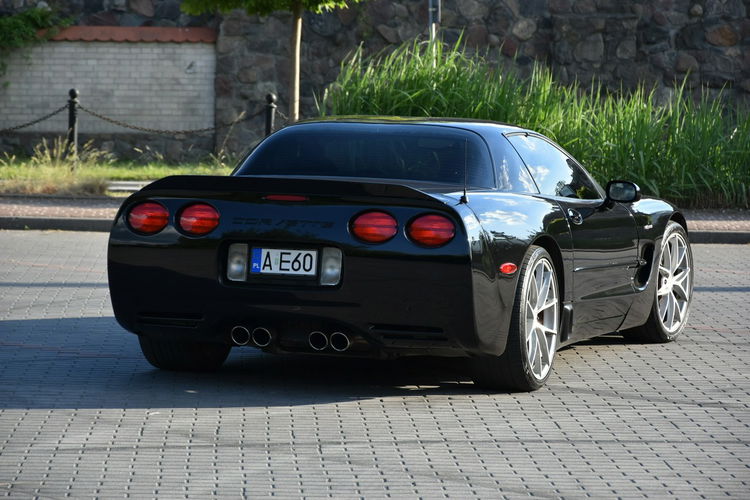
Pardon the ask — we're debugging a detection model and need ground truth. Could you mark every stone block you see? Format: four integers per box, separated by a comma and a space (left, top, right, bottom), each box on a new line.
376, 24, 399, 44
336, 5, 357, 26
502, 36, 520, 57
457, 0, 489, 20
466, 24, 489, 47
705, 24, 740, 46
574, 33, 604, 62
616, 38, 636, 59
306, 11, 341, 38
155, 0, 181, 20
675, 51, 699, 72
512, 18, 537, 41
549, 0, 571, 14
129, 0, 153, 17
573, 0, 597, 14
703, 0, 746, 19
366, 0, 394, 26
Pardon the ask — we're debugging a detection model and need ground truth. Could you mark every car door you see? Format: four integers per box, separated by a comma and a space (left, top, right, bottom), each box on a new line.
507, 133, 639, 339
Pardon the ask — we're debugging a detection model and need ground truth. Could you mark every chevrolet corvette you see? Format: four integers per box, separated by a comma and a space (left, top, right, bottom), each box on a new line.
108, 118, 694, 391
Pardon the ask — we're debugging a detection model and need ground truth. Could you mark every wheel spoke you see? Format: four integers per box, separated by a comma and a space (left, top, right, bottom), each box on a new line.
675, 242, 687, 270
539, 297, 557, 312
533, 339, 543, 376
671, 293, 684, 325
526, 298, 536, 318
658, 294, 669, 320
662, 244, 672, 274
539, 324, 558, 336
536, 329, 551, 369
527, 328, 539, 366
670, 239, 679, 273
673, 271, 690, 301
665, 292, 676, 328
536, 270, 551, 311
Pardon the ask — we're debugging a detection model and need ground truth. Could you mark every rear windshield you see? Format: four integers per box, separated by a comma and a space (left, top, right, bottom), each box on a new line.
235, 122, 495, 188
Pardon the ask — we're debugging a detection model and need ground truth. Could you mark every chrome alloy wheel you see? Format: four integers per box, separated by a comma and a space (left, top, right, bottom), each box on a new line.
657, 231, 691, 334
524, 258, 559, 381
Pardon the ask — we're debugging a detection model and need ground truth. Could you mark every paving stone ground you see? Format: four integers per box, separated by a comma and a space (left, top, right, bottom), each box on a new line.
0, 230, 748, 498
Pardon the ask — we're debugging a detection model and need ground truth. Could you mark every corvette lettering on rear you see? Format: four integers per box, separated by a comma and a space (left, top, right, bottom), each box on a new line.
232, 217, 334, 230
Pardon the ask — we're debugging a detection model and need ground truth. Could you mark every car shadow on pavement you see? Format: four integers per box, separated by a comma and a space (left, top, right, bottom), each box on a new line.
0, 317, 484, 410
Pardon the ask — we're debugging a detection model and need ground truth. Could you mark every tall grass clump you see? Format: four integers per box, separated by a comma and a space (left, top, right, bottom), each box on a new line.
319, 40, 750, 208
0, 138, 113, 195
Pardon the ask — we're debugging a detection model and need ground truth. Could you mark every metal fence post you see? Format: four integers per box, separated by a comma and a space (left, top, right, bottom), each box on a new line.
66, 88, 79, 159
265, 93, 277, 136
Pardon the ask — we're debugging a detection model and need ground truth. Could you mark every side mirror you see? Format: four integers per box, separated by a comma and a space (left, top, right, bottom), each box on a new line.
605, 180, 641, 203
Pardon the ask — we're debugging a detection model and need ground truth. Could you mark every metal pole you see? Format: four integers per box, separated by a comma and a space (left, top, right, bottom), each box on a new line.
265, 93, 277, 136
66, 88, 78, 160
428, 0, 441, 42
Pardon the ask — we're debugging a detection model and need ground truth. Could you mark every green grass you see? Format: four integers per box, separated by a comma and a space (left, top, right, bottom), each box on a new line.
319, 40, 750, 208
0, 138, 232, 196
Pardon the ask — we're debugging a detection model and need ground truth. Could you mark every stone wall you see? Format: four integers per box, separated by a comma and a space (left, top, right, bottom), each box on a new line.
217, 0, 749, 154
2, 0, 748, 160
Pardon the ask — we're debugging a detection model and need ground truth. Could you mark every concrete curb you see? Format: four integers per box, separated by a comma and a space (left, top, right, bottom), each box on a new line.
2, 216, 749, 244
0, 217, 112, 232
689, 230, 750, 244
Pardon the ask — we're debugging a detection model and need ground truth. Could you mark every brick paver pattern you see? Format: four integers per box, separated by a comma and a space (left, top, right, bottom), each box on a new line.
0, 230, 748, 498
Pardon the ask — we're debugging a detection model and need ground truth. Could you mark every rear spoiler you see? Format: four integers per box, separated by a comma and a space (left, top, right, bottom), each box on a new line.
138, 175, 442, 204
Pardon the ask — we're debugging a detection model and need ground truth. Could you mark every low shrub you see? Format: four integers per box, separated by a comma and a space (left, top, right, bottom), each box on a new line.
319, 40, 750, 208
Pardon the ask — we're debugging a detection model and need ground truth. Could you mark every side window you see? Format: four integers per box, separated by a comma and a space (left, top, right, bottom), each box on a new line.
507, 134, 601, 200
490, 135, 538, 193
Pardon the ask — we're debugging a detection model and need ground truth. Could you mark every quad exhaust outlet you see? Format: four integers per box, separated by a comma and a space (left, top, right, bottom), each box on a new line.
231, 325, 273, 347
308, 331, 328, 351
329, 331, 351, 352
251, 327, 273, 347
230, 325, 251, 346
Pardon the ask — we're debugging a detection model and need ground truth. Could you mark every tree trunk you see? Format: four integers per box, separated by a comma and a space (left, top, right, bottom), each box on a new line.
290, 1, 303, 123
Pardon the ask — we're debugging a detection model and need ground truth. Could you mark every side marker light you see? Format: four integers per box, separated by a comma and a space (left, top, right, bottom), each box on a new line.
500, 262, 518, 275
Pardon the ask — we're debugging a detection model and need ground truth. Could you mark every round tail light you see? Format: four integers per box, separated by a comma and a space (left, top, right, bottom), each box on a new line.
407, 214, 455, 247
350, 211, 398, 243
178, 203, 220, 235
128, 202, 169, 235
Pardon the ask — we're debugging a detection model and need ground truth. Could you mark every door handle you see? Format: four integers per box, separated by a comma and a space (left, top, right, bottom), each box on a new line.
567, 208, 583, 225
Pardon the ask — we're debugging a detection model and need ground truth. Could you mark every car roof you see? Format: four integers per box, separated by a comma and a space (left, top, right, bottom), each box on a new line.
291, 116, 531, 137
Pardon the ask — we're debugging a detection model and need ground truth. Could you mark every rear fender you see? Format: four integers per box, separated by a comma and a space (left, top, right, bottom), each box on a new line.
463, 192, 572, 356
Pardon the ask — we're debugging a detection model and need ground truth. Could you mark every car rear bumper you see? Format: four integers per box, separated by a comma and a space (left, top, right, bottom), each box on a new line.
109, 244, 483, 357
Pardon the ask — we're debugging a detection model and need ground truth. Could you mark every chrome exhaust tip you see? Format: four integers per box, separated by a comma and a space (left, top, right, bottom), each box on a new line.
230, 325, 251, 346
251, 327, 273, 348
329, 331, 350, 352
308, 331, 328, 351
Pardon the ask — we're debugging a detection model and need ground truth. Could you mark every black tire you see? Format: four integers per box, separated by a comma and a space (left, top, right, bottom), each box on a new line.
471, 245, 561, 392
138, 335, 230, 371
622, 221, 693, 343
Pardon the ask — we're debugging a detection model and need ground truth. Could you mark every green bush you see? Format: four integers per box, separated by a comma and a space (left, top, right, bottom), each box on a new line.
319, 40, 750, 208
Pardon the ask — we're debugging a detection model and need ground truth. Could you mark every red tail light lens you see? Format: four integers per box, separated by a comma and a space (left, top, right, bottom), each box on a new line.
351, 211, 398, 243
407, 214, 455, 247
128, 202, 169, 235
178, 203, 220, 235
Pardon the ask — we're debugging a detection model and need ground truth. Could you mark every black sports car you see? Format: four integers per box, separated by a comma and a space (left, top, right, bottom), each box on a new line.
108, 117, 694, 391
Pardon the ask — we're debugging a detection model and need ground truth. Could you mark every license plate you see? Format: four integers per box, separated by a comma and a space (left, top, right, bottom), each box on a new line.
250, 248, 318, 276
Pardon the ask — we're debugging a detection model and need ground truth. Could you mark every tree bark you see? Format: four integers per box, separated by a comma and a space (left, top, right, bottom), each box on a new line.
290, 1, 303, 122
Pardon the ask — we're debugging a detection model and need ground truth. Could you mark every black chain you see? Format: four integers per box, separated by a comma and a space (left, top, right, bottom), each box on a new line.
276, 109, 289, 124
78, 105, 265, 136
0, 105, 68, 134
